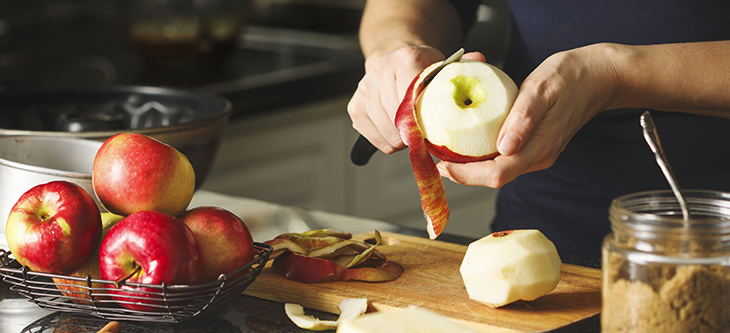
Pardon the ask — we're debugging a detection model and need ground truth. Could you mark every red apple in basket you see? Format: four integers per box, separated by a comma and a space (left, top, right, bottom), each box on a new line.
99, 210, 204, 311
5, 181, 102, 274
394, 55, 517, 239
53, 212, 124, 305
92, 133, 195, 217
180, 206, 255, 282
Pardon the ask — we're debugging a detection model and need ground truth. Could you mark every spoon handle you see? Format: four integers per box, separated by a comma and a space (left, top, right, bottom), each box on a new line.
640, 111, 690, 221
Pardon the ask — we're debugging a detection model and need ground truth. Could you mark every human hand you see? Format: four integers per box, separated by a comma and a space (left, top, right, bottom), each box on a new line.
348, 46, 488, 154
348, 46, 444, 154
437, 43, 620, 188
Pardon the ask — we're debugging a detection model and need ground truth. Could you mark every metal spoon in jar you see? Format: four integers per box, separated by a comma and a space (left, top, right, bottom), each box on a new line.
640, 111, 690, 222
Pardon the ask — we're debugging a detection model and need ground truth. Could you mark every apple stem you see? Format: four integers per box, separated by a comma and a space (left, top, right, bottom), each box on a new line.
115, 264, 142, 288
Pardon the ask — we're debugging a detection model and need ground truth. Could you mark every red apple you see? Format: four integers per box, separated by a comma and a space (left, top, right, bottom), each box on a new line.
179, 206, 255, 282
53, 212, 124, 305
98, 210, 204, 311
394, 54, 517, 239
92, 133, 195, 217
6, 181, 102, 274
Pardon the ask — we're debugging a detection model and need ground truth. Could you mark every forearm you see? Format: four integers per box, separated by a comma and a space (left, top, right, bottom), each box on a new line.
607, 40, 730, 118
359, 0, 464, 58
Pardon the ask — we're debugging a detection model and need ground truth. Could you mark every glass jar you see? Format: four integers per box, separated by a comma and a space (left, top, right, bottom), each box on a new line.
602, 190, 730, 332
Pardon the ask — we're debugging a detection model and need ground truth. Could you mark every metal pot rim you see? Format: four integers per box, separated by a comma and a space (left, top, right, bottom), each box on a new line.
0, 135, 100, 178
0, 85, 233, 136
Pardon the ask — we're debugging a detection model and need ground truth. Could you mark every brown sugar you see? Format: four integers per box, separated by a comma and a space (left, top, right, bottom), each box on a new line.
603, 253, 730, 333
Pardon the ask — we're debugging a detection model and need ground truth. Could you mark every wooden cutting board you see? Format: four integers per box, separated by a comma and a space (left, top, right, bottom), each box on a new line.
242, 231, 602, 332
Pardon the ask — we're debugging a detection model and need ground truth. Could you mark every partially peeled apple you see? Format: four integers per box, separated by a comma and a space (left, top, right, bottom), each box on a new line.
459, 229, 562, 308
395, 51, 518, 238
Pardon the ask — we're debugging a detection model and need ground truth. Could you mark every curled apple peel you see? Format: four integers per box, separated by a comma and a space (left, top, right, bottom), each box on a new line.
264, 229, 403, 283
272, 252, 404, 283
266, 229, 363, 258
394, 52, 518, 239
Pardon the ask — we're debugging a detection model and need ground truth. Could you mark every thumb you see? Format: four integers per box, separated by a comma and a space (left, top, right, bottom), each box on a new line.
462, 51, 487, 62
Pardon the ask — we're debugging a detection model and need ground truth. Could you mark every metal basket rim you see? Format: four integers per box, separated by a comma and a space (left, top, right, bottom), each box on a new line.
0, 242, 272, 323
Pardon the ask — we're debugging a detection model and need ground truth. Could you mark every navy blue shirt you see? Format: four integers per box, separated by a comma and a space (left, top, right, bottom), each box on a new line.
451, 0, 730, 258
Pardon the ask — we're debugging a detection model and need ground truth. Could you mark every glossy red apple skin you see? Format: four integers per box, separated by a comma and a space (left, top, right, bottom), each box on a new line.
272, 252, 404, 283
394, 63, 450, 239
92, 133, 195, 217
179, 206, 255, 282
53, 212, 124, 305
425, 141, 499, 163
99, 210, 204, 311
6, 181, 102, 275
273, 252, 343, 283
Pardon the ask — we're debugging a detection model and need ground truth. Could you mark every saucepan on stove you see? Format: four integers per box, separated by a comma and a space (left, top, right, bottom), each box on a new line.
0, 85, 232, 188
127, 0, 250, 69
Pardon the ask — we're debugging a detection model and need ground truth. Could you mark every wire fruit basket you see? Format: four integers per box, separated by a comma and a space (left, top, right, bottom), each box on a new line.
0, 243, 271, 324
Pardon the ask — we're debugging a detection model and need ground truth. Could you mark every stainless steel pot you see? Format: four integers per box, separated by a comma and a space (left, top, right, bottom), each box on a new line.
0, 136, 103, 250
0, 85, 232, 188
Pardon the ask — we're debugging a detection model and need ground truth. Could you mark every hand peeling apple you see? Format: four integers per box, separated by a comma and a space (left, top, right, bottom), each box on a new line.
264, 229, 403, 283
394, 49, 518, 239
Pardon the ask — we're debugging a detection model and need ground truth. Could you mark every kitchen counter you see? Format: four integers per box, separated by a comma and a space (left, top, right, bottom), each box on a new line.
0, 191, 600, 332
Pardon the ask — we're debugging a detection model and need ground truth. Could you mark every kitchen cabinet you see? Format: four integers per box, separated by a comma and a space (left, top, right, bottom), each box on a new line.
202, 95, 498, 238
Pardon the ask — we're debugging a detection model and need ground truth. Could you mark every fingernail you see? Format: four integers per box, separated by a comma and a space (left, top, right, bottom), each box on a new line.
498, 132, 520, 156
437, 163, 450, 179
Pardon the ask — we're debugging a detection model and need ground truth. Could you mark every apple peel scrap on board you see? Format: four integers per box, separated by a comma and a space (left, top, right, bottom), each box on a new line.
394, 49, 518, 239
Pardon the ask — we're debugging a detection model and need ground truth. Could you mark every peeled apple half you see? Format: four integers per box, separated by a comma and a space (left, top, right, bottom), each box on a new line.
336, 306, 479, 333
459, 229, 562, 308
394, 52, 517, 239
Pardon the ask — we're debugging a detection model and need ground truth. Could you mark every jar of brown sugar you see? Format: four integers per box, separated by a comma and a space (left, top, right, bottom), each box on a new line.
602, 189, 730, 333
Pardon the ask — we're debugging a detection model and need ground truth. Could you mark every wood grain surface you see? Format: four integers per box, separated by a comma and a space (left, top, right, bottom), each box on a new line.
242, 231, 602, 332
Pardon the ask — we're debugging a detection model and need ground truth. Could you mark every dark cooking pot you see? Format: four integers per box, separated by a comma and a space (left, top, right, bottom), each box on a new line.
0, 86, 232, 188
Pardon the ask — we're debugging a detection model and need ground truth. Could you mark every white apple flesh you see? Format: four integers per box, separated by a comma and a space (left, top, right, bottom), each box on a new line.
460, 229, 561, 308
416, 60, 517, 161
285, 298, 368, 331
336, 305, 479, 333
395, 54, 518, 239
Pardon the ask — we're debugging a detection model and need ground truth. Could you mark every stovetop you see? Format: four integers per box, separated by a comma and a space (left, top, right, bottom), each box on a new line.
0, 13, 365, 120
